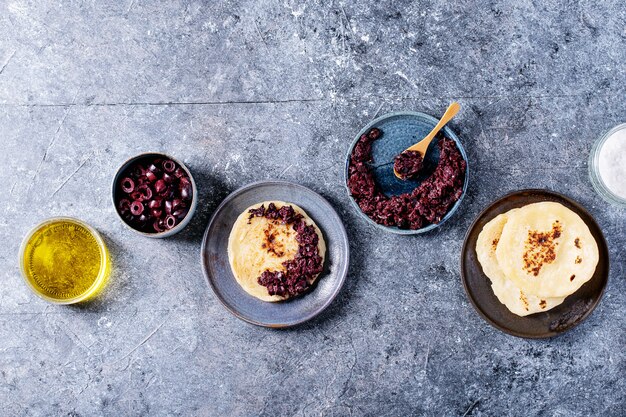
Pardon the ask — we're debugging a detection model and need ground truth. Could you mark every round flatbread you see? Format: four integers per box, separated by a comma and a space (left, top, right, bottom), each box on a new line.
476, 210, 565, 316
496, 202, 599, 298
228, 201, 326, 302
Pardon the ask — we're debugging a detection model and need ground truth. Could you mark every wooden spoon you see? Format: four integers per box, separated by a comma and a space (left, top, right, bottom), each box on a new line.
394, 102, 461, 179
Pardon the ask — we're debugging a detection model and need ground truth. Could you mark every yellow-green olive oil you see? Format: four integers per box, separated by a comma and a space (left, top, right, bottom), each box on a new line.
21, 219, 109, 303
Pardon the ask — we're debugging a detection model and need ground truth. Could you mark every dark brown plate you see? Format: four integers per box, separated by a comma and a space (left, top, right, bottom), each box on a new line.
461, 189, 609, 338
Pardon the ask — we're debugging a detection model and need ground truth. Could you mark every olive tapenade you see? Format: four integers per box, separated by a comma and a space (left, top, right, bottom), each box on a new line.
348, 128, 466, 230
394, 150, 425, 180
248, 203, 324, 297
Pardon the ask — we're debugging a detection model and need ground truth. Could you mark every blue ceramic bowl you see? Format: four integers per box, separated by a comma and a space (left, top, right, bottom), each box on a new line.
344, 111, 469, 235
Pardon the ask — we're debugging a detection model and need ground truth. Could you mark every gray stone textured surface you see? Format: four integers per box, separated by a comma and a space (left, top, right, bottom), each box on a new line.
0, 1, 625, 416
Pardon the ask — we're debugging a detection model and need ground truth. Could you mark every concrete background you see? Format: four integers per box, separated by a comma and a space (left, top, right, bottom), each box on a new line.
0, 1, 624, 416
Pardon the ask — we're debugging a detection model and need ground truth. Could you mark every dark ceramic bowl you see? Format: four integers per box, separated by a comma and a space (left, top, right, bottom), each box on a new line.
201, 180, 350, 328
344, 111, 469, 235
112, 152, 198, 238
461, 189, 609, 338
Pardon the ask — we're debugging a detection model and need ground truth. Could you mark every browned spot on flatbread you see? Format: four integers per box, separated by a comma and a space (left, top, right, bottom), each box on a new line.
574, 238, 581, 249
492, 238, 499, 250
520, 292, 529, 311
570, 274, 576, 281
263, 223, 285, 257
540, 300, 547, 309
523, 221, 563, 276
575, 256, 582, 264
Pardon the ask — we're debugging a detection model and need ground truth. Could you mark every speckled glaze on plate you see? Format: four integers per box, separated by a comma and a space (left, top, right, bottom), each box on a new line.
201, 180, 350, 328
461, 189, 609, 339
344, 111, 469, 235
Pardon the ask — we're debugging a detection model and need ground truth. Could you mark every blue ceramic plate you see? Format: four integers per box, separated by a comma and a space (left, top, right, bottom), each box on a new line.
344, 111, 469, 235
201, 181, 350, 328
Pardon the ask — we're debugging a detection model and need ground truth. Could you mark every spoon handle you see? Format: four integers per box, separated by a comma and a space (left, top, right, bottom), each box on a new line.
408, 101, 460, 152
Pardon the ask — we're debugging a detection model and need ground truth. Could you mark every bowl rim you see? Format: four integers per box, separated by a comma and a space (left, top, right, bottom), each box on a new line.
200, 179, 350, 328
111, 152, 198, 238
588, 122, 626, 208
18, 216, 110, 304
459, 188, 610, 339
343, 110, 470, 235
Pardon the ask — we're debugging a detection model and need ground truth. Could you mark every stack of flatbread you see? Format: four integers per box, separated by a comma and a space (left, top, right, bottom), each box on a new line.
476, 202, 599, 316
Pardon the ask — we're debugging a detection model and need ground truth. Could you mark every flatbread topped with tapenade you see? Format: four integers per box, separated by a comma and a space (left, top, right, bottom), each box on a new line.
476, 210, 565, 316
496, 202, 599, 298
227, 201, 326, 302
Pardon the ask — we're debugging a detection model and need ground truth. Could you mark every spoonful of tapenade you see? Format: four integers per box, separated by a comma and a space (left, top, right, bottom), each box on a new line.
393, 101, 461, 180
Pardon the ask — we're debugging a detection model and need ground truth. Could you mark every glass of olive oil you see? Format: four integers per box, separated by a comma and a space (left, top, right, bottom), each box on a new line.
19, 217, 110, 304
